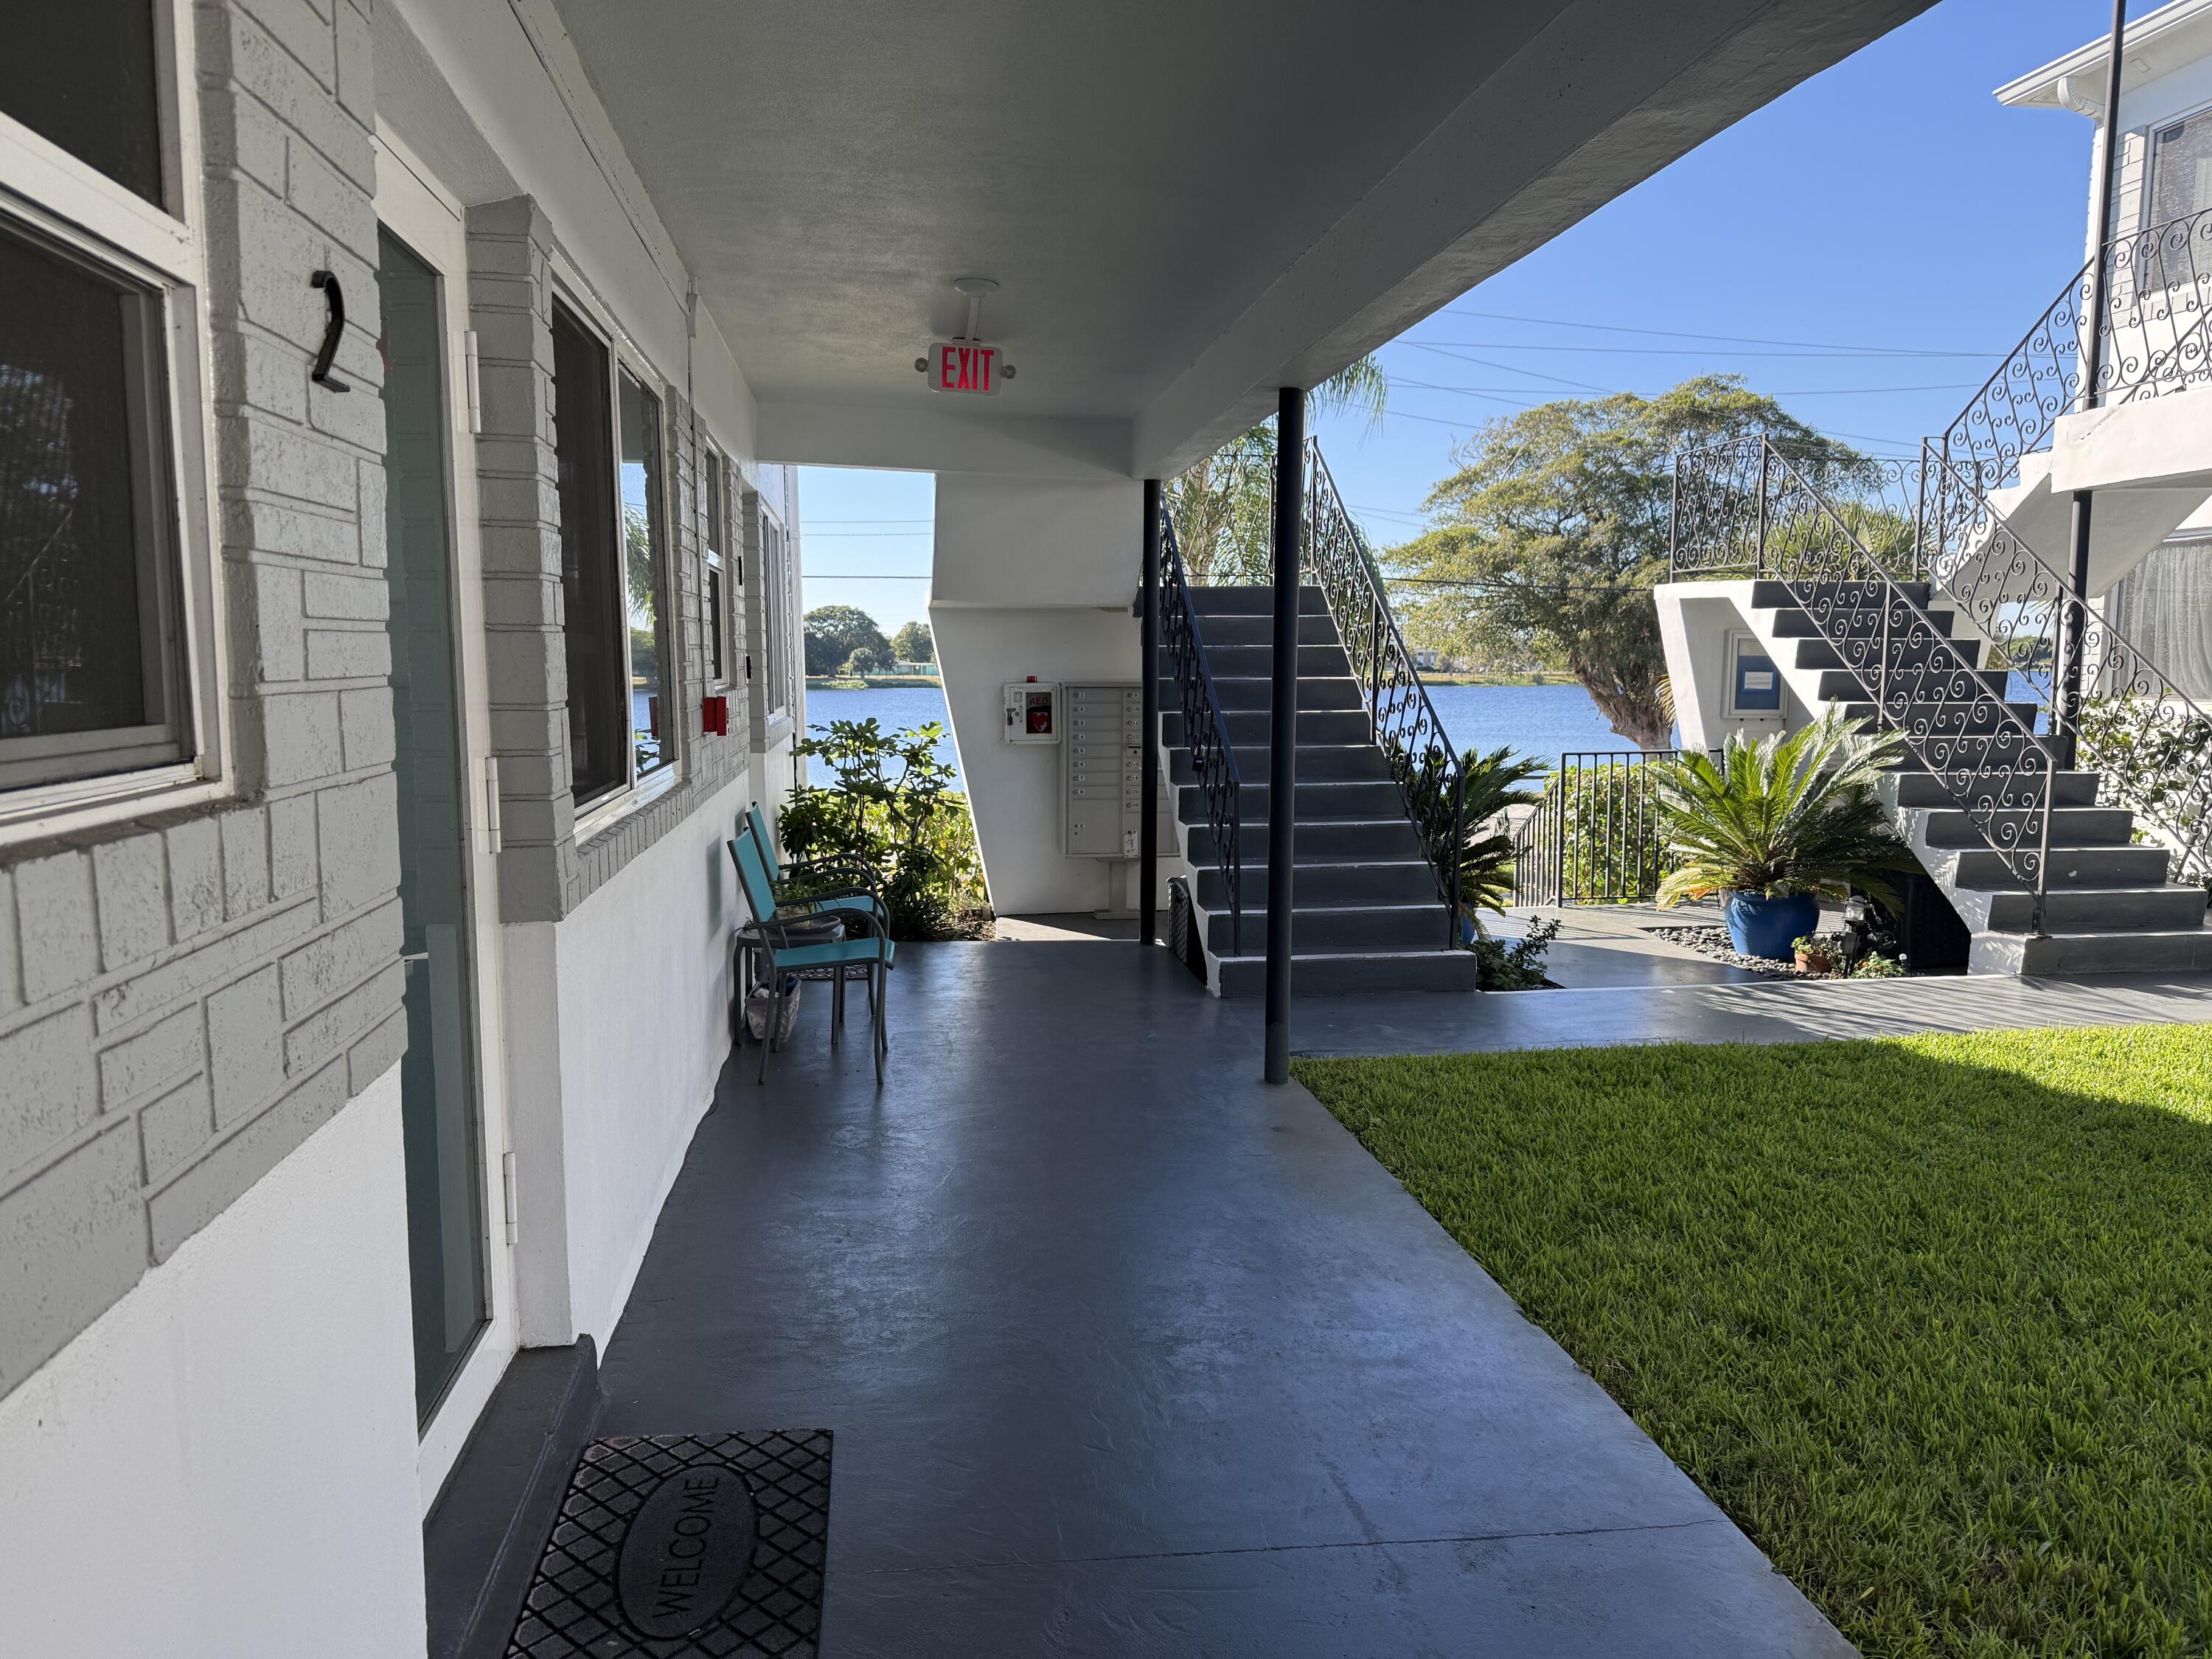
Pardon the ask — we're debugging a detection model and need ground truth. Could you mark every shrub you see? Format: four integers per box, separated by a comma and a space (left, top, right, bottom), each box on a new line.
1852, 953, 1904, 978
1473, 916, 1559, 990
782, 719, 988, 940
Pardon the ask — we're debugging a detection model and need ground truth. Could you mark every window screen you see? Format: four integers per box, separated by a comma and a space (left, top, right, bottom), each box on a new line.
0, 216, 187, 788
0, 3, 164, 207
617, 369, 672, 781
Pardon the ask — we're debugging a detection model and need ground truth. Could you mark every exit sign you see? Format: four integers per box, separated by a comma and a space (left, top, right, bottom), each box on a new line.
928, 341, 1001, 395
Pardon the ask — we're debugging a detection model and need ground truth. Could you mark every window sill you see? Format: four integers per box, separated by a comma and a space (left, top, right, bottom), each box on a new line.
571, 764, 680, 849
0, 762, 223, 845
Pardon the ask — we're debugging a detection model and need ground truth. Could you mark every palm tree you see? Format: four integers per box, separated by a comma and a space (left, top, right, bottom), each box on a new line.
1452, 745, 1546, 933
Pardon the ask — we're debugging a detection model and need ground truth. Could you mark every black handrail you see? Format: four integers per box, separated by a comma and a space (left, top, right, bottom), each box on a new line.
1301, 442, 1468, 946
1158, 504, 1243, 954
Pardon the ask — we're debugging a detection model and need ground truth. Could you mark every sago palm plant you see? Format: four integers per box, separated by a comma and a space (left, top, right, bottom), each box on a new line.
1652, 711, 1912, 910
1453, 744, 1546, 934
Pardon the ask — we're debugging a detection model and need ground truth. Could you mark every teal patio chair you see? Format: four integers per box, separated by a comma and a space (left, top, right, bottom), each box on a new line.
742, 804, 889, 936
728, 829, 893, 1085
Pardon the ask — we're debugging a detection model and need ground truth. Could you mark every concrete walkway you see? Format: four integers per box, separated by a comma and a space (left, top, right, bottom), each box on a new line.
599, 942, 1852, 1656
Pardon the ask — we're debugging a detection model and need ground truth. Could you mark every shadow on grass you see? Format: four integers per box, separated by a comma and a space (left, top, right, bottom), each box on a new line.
1293, 1024, 2212, 1659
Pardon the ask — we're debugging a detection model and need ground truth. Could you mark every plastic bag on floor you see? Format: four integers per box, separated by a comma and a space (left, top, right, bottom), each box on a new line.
745, 976, 801, 1043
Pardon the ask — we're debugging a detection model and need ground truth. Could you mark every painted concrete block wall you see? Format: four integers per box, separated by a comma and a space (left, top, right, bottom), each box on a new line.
0, 0, 403, 1402
930, 475, 1145, 914
0, 1070, 423, 1659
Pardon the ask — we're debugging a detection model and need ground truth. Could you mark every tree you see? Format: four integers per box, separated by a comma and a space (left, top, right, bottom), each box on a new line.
1389, 376, 1858, 751
889, 619, 933, 664
843, 644, 891, 676
804, 605, 888, 677
1166, 357, 1390, 583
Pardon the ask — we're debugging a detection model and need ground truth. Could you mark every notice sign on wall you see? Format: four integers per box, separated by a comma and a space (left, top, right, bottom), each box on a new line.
928, 341, 1001, 395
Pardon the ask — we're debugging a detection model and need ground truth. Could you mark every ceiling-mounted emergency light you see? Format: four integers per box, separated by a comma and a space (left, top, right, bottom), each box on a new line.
915, 276, 1015, 394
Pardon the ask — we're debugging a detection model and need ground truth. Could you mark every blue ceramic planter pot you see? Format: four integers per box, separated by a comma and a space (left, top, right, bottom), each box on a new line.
1724, 891, 1818, 961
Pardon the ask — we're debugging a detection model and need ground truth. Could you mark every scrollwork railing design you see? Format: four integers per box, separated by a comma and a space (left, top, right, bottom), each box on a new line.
1301, 442, 1467, 947
1674, 437, 2061, 922
1158, 504, 1243, 954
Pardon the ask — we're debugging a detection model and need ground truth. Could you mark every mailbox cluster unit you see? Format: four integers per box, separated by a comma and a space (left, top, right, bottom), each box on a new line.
1063, 683, 1144, 858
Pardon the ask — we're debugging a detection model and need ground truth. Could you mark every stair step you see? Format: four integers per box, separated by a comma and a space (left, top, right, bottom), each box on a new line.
1176, 779, 1406, 820
1752, 578, 1933, 609
1195, 860, 1439, 907
1212, 948, 1481, 998
1938, 844, 2175, 888
1817, 667, 2006, 702
1793, 636, 1985, 673
1837, 700, 2042, 737
1885, 769, 2100, 807
1162, 708, 1373, 747
1208, 675, 1365, 712
1169, 744, 1392, 784
1186, 818, 1424, 863
1973, 924, 2212, 975
1180, 612, 1340, 647
1769, 605, 1956, 641
1203, 902, 1453, 953
1960, 884, 2211, 934
1201, 643, 1353, 678
1880, 731, 2063, 769
1185, 585, 1329, 616
1904, 804, 2136, 848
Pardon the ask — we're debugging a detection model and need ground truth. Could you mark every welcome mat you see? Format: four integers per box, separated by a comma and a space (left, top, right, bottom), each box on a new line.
505, 1432, 832, 1658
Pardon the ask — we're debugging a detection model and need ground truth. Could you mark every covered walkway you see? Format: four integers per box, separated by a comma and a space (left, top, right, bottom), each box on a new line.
596, 942, 1851, 1655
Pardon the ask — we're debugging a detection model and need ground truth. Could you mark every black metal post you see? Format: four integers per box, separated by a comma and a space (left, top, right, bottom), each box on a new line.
1140, 479, 1161, 948
2061, 0, 2130, 769
1265, 388, 1304, 1085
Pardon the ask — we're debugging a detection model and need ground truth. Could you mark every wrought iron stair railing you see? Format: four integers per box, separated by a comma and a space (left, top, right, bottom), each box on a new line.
1301, 442, 1468, 947
1158, 501, 1244, 954
1673, 435, 2063, 928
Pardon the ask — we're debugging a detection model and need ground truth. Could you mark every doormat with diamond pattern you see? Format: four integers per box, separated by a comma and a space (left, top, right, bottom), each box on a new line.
504, 1431, 832, 1658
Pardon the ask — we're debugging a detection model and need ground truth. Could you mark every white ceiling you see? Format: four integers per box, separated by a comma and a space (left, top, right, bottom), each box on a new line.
551, 0, 1935, 473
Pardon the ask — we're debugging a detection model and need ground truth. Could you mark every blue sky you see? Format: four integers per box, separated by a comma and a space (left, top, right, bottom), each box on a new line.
801, 0, 2133, 634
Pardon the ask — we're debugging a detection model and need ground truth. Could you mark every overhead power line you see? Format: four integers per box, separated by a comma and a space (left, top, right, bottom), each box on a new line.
1436, 307, 2004, 358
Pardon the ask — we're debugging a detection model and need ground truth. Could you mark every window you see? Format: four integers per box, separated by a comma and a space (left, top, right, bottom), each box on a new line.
1, 4, 211, 811
550, 301, 626, 807
549, 295, 678, 810
703, 448, 727, 687
2151, 114, 2212, 232
616, 369, 673, 781
1, 4, 166, 207
760, 504, 792, 717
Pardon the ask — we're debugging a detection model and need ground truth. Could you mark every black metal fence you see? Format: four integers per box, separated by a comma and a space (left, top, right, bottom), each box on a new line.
1510, 750, 1681, 907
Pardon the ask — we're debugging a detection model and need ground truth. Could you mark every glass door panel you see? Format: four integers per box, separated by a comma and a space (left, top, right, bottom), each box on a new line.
378, 226, 488, 1422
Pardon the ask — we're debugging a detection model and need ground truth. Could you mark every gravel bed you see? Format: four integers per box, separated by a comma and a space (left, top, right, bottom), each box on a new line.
1646, 926, 1837, 981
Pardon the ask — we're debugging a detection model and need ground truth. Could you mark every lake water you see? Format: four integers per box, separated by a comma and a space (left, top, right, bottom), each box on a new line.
805, 681, 1648, 794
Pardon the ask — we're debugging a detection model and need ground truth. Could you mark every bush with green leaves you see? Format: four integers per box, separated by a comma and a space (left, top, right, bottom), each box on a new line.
1450, 744, 1546, 928
2077, 691, 2212, 893
782, 719, 987, 940
1472, 915, 1559, 990
1652, 711, 1912, 908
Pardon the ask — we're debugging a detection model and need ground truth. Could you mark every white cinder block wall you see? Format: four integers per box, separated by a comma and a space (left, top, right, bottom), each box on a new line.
0, 1, 807, 1653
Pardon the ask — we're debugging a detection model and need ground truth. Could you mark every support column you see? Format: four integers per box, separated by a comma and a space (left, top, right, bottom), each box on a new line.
1265, 390, 1304, 1085
1140, 479, 1161, 949
2060, 0, 2129, 771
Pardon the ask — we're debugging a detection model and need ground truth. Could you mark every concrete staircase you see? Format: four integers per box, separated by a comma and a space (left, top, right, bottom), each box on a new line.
1747, 578, 2212, 974
1160, 585, 1478, 996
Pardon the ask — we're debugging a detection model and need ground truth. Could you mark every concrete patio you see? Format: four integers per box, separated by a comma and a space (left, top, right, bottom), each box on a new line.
597, 939, 1866, 1656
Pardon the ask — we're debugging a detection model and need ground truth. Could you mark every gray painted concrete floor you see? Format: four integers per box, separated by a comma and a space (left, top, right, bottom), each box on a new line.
598, 942, 1854, 1657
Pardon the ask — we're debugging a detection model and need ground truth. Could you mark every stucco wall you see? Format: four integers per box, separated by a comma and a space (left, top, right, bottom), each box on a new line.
0, 1072, 422, 1659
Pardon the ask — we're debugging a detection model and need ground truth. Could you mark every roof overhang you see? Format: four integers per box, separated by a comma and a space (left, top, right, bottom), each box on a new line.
1997, 0, 2212, 117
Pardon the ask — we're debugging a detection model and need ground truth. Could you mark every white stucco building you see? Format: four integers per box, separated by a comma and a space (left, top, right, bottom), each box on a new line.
0, 3, 1941, 1653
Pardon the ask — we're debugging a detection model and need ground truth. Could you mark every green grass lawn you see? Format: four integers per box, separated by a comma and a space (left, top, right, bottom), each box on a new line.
1293, 1026, 2212, 1659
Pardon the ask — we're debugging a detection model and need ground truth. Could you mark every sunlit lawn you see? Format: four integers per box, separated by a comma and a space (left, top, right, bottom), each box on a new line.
1293, 1026, 2212, 1659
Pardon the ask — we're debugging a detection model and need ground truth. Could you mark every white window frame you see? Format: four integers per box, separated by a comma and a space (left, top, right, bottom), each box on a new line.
1722, 629, 1785, 720
702, 443, 734, 692
548, 265, 684, 844
759, 496, 793, 722
0, 0, 229, 840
